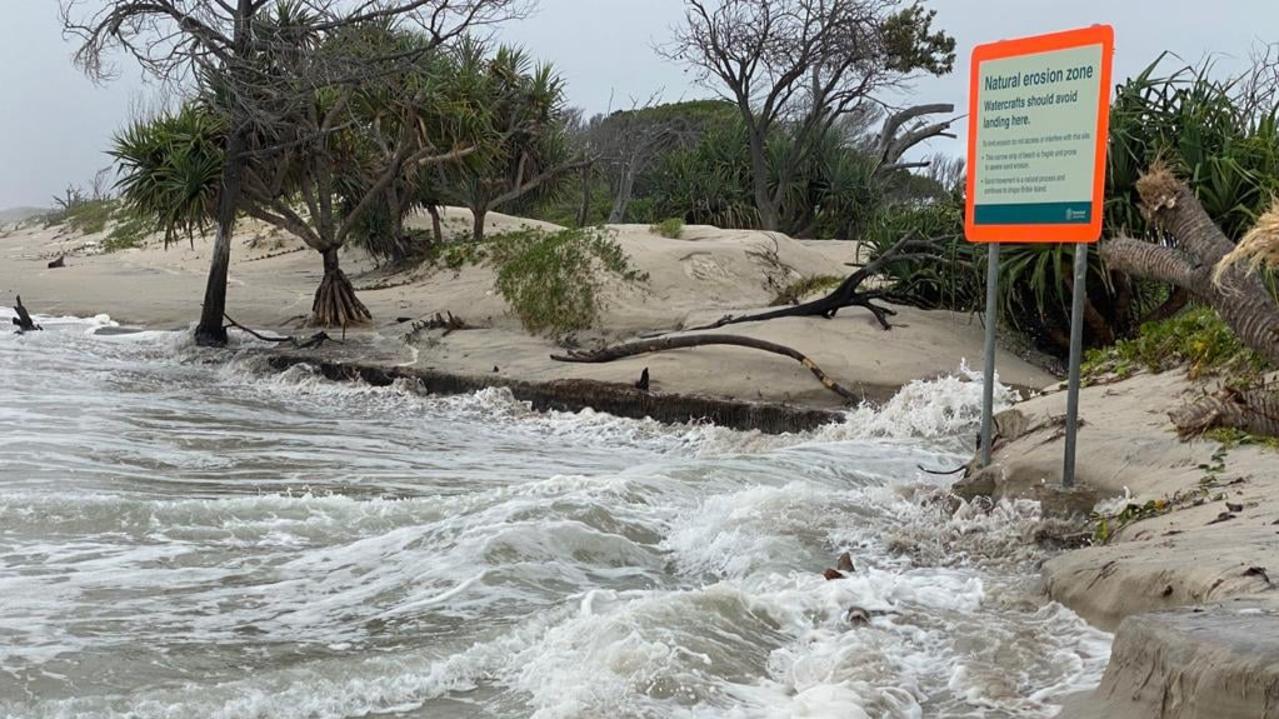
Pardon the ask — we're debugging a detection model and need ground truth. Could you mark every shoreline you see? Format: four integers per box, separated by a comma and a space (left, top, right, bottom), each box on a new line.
955, 367, 1279, 717
14, 211, 1279, 713
266, 351, 847, 434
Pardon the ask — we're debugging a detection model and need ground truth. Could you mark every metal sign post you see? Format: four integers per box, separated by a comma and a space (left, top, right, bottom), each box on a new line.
979, 243, 1001, 467
1062, 243, 1089, 487
965, 26, 1114, 483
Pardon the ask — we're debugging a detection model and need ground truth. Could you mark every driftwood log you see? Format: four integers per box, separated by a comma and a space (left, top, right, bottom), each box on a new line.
551, 334, 859, 403
11, 296, 41, 332
681, 234, 942, 332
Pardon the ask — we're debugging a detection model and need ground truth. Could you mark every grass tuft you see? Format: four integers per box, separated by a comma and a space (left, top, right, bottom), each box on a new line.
650, 217, 685, 239
770, 274, 843, 306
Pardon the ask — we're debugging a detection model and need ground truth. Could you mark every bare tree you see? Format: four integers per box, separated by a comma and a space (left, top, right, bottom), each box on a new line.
587, 97, 701, 223
660, 0, 955, 231
62, 0, 526, 345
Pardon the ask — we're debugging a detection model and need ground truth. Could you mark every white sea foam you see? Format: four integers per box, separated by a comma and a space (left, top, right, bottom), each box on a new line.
0, 315, 1108, 718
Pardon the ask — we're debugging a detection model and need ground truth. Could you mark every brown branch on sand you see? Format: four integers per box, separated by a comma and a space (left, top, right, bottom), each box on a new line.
679, 234, 940, 333
223, 314, 334, 349
551, 334, 860, 403
12, 295, 42, 332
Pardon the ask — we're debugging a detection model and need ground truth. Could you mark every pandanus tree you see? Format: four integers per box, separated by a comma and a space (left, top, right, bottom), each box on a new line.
111, 16, 491, 327
63, 0, 524, 344
447, 42, 588, 242
232, 20, 487, 326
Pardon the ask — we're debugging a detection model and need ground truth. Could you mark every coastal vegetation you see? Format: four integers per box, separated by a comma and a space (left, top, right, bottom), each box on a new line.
488, 226, 647, 335
41, 0, 1279, 439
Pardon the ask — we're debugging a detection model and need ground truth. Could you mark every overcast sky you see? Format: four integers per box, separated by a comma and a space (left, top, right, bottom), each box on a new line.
2, 0, 1275, 209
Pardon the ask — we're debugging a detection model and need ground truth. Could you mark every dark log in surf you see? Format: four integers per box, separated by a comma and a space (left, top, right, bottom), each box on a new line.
12, 295, 41, 332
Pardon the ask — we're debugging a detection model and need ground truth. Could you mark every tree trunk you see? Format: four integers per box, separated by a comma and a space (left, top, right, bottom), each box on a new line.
311, 248, 371, 327
472, 206, 487, 243
194, 124, 248, 347
747, 129, 779, 230
608, 165, 636, 224
427, 205, 444, 245
577, 163, 592, 227
194, 0, 254, 348
1170, 385, 1279, 438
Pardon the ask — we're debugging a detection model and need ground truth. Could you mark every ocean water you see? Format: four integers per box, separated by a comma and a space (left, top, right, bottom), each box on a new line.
0, 312, 1109, 718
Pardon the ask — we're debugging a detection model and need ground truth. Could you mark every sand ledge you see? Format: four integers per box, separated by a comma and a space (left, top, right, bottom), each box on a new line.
955, 368, 1279, 717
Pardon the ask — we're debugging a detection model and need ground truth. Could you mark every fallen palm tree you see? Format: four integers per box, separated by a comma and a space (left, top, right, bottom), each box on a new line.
1100, 166, 1279, 437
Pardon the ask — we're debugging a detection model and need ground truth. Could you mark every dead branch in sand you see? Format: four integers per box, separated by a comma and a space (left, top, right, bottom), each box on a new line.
551, 334, 859, 402
402, 311, 473, 342
680, 234, 942, 332
223, 314, 335, 349
11, 296, 42, 333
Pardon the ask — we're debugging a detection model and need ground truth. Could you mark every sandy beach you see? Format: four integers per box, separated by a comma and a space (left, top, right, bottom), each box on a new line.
6, 209, 1279, 717
0, 209, 1056, 407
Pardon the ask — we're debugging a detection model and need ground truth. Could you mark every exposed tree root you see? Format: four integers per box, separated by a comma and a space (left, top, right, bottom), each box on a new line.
1170, 385, 1279, 439
223, 314, 336, 349
551, 333, 860, 403
311, 249, 372, 327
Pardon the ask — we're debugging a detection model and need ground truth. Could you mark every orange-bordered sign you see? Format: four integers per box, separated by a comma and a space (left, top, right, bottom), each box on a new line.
965, 25, 1114, 243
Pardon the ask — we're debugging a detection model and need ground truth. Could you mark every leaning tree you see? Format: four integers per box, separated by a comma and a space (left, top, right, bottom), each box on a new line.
660, 0, 956, 232
237, 18, 488, 326
1103, 167, 1279, 439
62, 0, 525, 345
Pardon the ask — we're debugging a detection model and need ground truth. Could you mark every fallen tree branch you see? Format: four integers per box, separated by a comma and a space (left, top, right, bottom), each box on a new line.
223, 313, 335, 349
680, 235, 941, 332
551, 334, 860, 403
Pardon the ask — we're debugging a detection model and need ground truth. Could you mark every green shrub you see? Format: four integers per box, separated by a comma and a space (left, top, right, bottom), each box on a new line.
44, 198, 117, 235
102, 211, 154, 252
651, 217, 685, 239
1082, 307, 1270, 380
770, 274, 843, 306
488, 226, 647, 334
